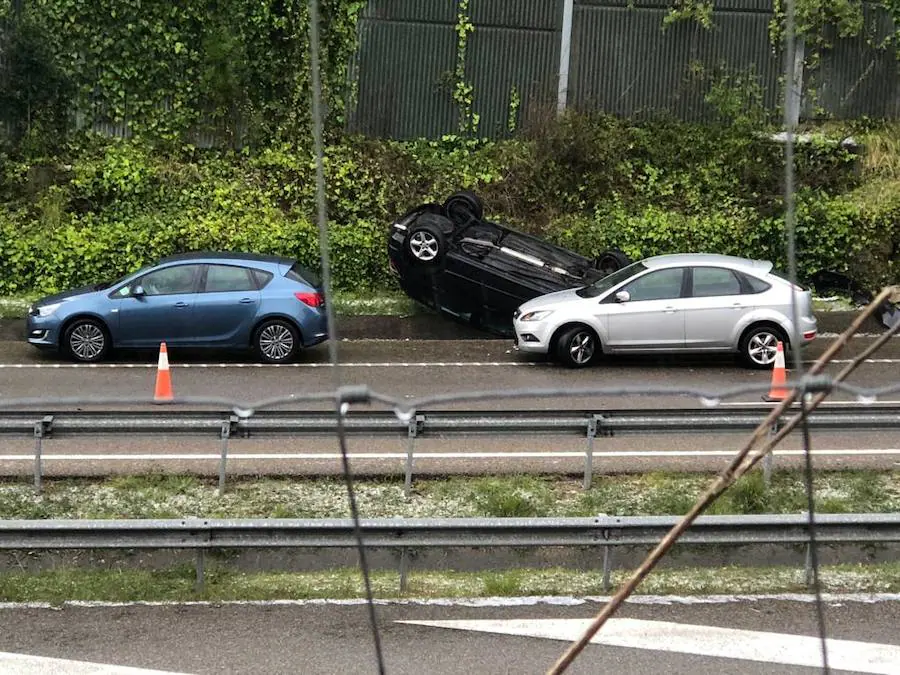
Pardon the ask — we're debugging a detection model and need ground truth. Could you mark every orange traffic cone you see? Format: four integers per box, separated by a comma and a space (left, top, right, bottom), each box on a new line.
762, 341, 789, 402
153, 342, 174, 403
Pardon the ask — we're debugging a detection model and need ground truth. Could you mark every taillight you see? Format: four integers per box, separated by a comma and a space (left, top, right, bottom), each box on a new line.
294, 291, 324, 308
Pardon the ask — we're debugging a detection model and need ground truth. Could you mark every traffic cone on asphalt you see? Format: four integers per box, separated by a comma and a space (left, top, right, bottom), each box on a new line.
153, 342, 174, 403
762, 341, 788, 402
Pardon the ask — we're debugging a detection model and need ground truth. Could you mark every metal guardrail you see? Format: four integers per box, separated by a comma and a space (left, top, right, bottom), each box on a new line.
1, 513, 897, 591
3, 405, 899, 494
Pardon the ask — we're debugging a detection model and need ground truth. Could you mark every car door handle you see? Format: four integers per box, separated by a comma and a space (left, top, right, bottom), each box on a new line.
664, 306, 678, 313
239, 298, 254, 304
732, 303, 743, 309
174, 302, 189, 308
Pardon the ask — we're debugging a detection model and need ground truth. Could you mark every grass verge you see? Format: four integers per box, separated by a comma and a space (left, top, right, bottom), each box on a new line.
0, 292, 857, 321
1, 564, 899, 603
1, 471, 897, 520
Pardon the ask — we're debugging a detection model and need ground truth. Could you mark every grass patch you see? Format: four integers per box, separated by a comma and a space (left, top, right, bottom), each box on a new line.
2, 563, 899, 603
0, 470, 897, 520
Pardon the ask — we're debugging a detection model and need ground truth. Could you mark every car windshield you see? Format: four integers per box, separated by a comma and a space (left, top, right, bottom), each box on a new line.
576, 261, 648, 298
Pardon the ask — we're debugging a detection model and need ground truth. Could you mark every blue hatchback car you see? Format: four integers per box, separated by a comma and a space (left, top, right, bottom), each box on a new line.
26, 252, 329, 363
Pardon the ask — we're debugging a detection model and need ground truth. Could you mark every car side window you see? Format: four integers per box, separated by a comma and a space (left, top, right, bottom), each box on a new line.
251, 268, 274, 289
692, 267, 742, 298
622, 268, 685, 301
740, 272, 772, 294
204, 264, 256, 293
139, 265, 200, 296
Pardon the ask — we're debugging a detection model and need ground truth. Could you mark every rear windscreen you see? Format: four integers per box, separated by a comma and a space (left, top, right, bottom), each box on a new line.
285, 261, 321, 287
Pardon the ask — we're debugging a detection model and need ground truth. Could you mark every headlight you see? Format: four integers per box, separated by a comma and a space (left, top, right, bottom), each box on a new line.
519, 310, 552, 322
34, 302, 62, 317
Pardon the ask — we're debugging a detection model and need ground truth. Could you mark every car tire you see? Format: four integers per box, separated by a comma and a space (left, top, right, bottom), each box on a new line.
594, 249, 631, 276
254, 319, 300, 364
739, 324, 788, 370
443, 190, 484, 225
405, 222, 448, 265
555, 325, 600, 368
63, 318, 110, 363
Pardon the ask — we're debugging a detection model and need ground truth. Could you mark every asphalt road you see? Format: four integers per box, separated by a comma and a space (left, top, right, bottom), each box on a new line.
1, 596, 898, 674
1, 336, 899, 476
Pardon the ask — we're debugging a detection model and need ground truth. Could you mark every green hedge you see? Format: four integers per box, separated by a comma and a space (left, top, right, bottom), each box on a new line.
1, 117, 898, 296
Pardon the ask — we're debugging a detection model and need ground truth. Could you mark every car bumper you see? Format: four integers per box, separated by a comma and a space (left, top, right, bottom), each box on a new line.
512, 320, 553, 354
25, 314, 61, 349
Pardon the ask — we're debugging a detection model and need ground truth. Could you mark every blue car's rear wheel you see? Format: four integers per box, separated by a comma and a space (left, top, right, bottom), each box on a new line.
254, 319, 300, 364
63, 318, 110, 363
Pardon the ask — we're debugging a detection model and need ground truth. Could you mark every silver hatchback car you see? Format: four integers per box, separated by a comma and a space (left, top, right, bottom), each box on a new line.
513, 254, 817, 369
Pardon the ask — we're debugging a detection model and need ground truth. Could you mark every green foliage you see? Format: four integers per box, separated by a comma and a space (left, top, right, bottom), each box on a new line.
453, 0, 479, 136
5, 0, 365, 150
663, 0, 714, 30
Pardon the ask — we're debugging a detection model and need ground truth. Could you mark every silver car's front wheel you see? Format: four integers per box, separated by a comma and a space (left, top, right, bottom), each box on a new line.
556, 326, 599, 368
740, 325, 786, 369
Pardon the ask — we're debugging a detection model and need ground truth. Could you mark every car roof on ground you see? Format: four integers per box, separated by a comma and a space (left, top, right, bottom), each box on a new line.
158, 251, 295, 266
642, 253, 772, 271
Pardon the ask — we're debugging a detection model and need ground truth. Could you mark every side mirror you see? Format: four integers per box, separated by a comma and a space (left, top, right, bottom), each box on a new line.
615, 290, 630, 303
132, 284, 146, 297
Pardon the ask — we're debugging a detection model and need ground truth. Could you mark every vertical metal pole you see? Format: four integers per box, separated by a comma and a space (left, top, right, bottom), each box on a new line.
399, 548, 410, 594
195, 549, 206, 593
33, 421, 44, 494
583, 416, 598, 490
218, 421, 231, 496
404, 416, 421, 498
804, 541, 813, 588
556, 0, 575, 115
785, 37, 805, 129
602, 546, 611, 592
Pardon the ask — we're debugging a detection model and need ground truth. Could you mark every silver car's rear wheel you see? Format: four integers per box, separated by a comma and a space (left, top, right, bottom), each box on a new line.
556, 325, 599, 368
740, 325, 787, 369
64, 318, 109, 363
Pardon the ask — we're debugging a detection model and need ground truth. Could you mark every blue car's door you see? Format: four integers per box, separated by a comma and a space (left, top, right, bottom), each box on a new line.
189, 264, 261, 345
116, 264, 202, 347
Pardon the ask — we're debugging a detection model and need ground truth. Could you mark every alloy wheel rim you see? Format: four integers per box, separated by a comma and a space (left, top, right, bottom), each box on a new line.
70, 324, 105, 360
260, 324, 294, 361
410, 232, 439, 261
569, 332, 595, 364
748, 332, 779, 365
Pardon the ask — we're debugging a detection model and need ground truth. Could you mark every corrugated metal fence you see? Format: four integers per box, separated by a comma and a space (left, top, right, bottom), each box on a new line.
348, 0, 899, 139
1, 1, 897, 144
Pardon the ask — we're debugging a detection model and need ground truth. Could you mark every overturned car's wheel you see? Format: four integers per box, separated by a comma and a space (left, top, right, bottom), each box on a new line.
406, 221, 448, 265
594, 248, 631, 276
443, 190, 484, 225
555, 325, 600, 368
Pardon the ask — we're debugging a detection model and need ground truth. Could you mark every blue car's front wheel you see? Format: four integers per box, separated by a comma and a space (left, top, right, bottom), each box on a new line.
63, 318, 110, 363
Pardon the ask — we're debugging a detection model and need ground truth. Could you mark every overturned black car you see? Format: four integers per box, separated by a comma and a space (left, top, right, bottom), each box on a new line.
387, 191, 631, 335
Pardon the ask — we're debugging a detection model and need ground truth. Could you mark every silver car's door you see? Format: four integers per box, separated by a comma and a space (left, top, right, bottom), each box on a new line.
682, 266, 749, 348
604, 267, 688, 350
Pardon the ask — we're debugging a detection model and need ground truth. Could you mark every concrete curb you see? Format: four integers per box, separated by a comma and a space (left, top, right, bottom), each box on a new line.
4, 311, 886, 343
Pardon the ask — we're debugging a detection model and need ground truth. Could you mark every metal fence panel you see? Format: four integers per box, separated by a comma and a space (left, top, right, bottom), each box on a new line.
569, 1, 780, 120
808, 3, 900, 119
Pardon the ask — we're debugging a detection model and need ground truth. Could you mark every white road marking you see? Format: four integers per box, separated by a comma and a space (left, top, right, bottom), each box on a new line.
0, 448, 897, 462
397, 617, 900, 674
1, 358, 899, 369
0, 651, 189, 674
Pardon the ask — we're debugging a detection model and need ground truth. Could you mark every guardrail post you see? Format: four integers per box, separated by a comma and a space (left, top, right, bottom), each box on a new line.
583, 416, 600, 490
195, 549, 205, 593
763, 420, 778, 487
404, 414, 424, 498
33, 416, 52, 494
602, 545, 612, 592
218, 421, 231, 496
399, 548, 410, 594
